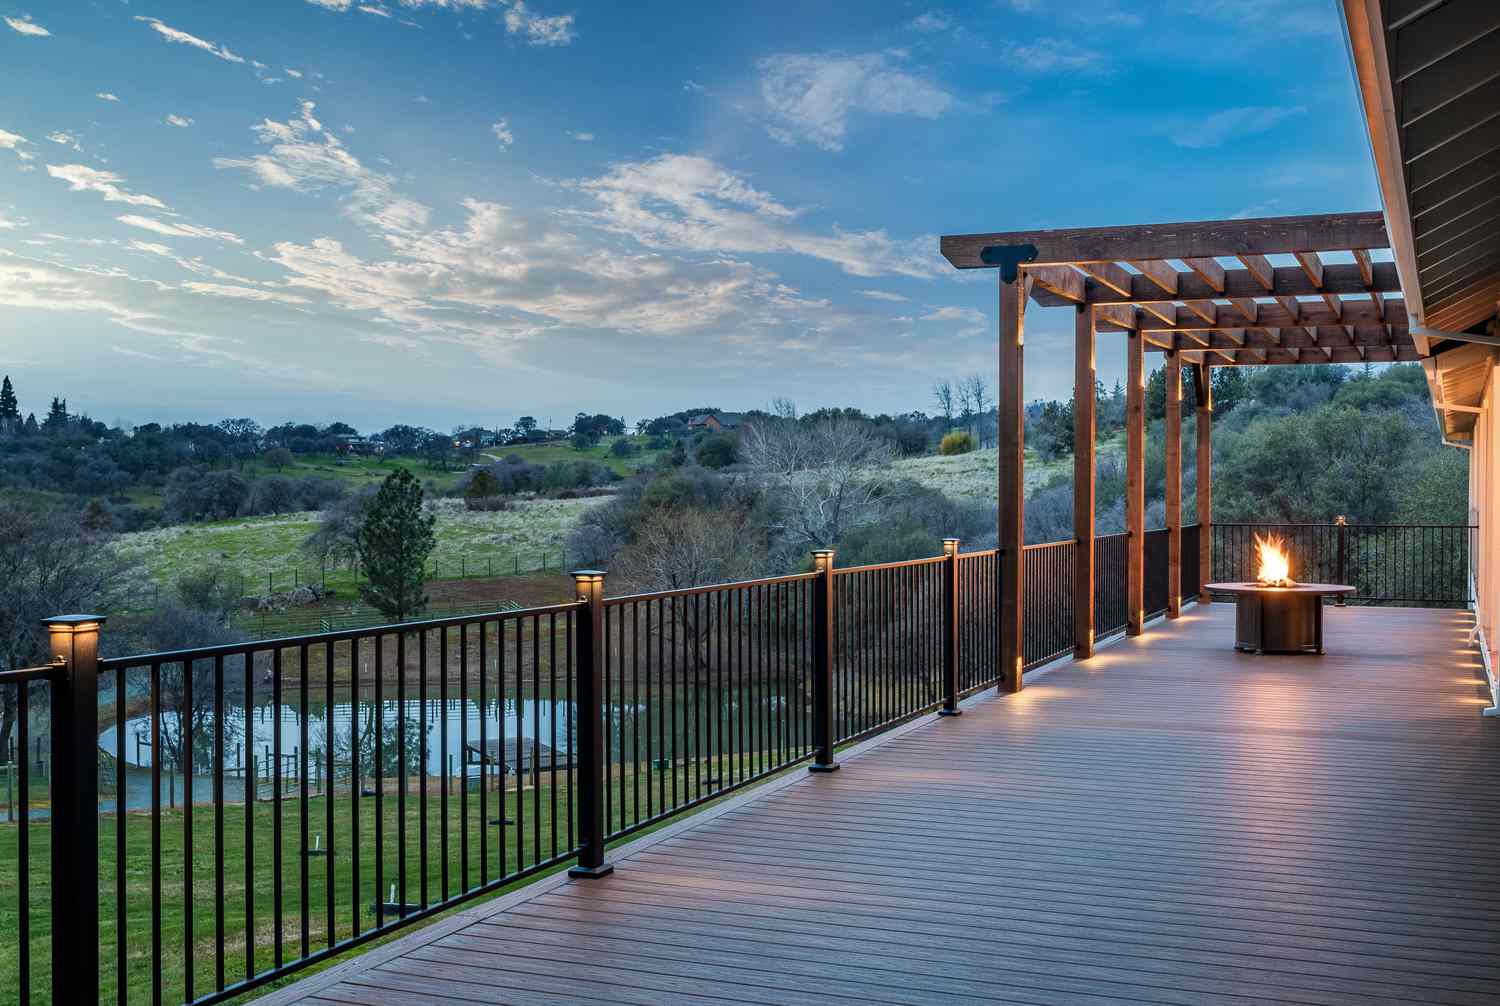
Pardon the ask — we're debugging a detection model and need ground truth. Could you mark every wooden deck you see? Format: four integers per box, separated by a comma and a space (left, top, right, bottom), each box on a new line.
268, 604, 1500, 1006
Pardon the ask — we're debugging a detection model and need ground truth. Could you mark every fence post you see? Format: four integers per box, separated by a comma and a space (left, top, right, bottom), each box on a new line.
941, 539, 962, 716
809, 549, 840, 772
46, 614, 105, 1005
1336, 516, 1348, 605
567, 569, 613, 878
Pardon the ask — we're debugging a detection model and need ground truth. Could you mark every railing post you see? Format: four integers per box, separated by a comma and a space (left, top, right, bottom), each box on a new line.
567, 571, 613, 878
45, 614, 105, 1004
940, 539, 963, 716
1336, 516, 1348, 605
809, 549, 840, 772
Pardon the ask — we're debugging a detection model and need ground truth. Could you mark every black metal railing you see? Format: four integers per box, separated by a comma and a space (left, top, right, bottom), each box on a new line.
0, 519, 1432, 1004
1211, 523, 1476, 607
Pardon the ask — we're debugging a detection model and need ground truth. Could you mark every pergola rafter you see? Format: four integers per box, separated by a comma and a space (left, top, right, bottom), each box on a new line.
939, 211, 1406, 690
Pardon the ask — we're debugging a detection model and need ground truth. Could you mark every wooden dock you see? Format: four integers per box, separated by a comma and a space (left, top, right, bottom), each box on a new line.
267, 603, 1500, 1006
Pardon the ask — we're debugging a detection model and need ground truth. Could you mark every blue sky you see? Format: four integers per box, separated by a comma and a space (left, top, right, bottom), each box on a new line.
0, 0, 1378, 432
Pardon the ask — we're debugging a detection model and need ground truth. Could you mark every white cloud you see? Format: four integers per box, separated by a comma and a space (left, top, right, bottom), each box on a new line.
920, 306, 983, 323
165, 114, 195, 128
96, 92, 121, 102
285, 68, 304, 78
0, 129, 28, 155
909, 11, 952, 32
758, 52, 954, 151
116, 214, 244, 244
858, 289, 908, 302
46, 165, 167, 209
215, 101, 430, 234
182, 281, 310, 305
46, 131, 80, 150
1174, 105, 1308, 149
305, 0, 354, 8
134, 16, 247, 64
491, 119, 514, 147
1001, 38, 1103, 72
574, 153, 941, 278
567, 130, 594, 142
359, 4, 392, 15
504, 1, 575, 46
683, 79, 705, 93
4, 15, 49, 36
0, 214, 21, 230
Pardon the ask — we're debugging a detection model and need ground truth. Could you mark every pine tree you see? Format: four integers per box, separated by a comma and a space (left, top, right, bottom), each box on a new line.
23, 413, 38, 436
0, 376, 18, 420
356, 467, 436, 623
43, 396, 68, 433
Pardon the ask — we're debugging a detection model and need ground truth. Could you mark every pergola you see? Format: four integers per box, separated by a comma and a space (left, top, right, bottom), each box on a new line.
939, 211, 1413, 691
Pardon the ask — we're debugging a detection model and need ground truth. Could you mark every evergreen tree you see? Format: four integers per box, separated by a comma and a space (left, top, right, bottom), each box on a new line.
43, 396, 68, 433
0, 376, 18, 431
23, 413, 38, 435
356, 467, 436, 622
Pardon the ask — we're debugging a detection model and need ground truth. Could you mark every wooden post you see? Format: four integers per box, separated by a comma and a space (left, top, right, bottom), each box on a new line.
1126, 328, 1145, 635
1196, 363, 1213, 601
1073, 305, 1095, 658
1165, 350, 1182, 618
998, 273, 1026, 691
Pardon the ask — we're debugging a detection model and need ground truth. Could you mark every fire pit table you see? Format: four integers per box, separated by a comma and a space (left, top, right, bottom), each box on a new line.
1203, 582, 1356, 654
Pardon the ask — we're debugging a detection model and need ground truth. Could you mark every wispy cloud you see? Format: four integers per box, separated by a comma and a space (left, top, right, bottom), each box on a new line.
492, 119, 514, 147
0, 129, 28, 156
46, 164, 167, 209
504, 1, 576, 46
4, 15, 49, 37
134, 16, 246, 65
858, 289, 909, 302
46, 131, 80, 151
1173, 104, 1307, 149
758, 51, 954, 151
1000, 38, 1103, 73
567, 130, 594, 142
117, 214, 244, 244
96, 92, 121, 102
574, 153, 941, 278
165, 114, 194, 128
909, 11, 952, 32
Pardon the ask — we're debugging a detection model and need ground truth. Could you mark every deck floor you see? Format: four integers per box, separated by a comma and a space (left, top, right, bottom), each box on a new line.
270, 604, 1500, 1006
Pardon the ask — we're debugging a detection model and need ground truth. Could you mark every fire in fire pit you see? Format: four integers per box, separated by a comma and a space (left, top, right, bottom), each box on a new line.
1205, 537, 1354, 655
1254, 533, 1294, 588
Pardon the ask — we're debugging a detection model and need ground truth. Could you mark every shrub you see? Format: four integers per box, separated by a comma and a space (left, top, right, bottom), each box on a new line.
938, 431, 976, 455
610, 438, 639, 458
465, 495, 510, 511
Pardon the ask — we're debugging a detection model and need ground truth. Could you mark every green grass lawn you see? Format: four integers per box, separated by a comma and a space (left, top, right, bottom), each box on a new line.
0, 752, 755, 1006
479, 434, 666, 476
112, 498, 602, 601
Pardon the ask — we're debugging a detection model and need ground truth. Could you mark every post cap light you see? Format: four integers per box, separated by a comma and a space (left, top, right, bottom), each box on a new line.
44, 615, 106, 633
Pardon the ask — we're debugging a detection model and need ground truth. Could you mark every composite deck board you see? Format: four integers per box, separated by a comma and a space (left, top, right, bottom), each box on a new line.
275, 605, 1500, 1005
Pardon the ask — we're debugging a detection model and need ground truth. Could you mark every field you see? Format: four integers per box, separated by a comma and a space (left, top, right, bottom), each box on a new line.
0, 753, 765, 1006
113, 497, 603, 600
479, 434, 668, 475
891, 433, 1125, 503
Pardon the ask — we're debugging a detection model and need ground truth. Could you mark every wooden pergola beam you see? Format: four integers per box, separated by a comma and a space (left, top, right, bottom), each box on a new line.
1131, 298, 1406, 332
1205, 345, 1422, 365
1028, 262, 1402, 308
941, 211, 1389, 269
1145, 328, 1414, 352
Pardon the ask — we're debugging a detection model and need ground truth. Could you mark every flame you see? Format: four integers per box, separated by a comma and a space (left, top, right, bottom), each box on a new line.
1254, 533, 1293, 586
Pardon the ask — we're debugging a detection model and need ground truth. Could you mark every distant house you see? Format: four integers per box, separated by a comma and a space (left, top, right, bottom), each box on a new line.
334, 435, 382, 457
687, 412, 743, 433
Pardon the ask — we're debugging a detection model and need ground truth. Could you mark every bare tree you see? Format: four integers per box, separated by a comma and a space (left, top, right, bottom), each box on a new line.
740, 414, 898, 551
961, 375, 993, 446
769, 396, 799, 420
932, 381, 956, 429
0, 503, 139, 762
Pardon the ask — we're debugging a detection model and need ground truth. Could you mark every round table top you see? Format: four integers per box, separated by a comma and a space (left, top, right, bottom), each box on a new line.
1203, 582, 1357, 595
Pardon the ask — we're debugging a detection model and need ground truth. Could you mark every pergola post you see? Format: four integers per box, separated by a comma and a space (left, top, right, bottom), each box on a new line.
998, 273, 1026, 691
1126, 328, 1145, 635
1073, 305, 1095, 658
1165, 350, 1182, 618
1196, 363, 1213, 602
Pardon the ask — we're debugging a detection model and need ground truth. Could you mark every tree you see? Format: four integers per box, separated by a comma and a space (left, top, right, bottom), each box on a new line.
218, 418, 263, 470
932, 381, 956, 429
0, 375, 18, 435
264, 446, 295, 471
43, 396, 68, 434
303, 489, 373, 570
23, 413, 38, 436
961, 375, 992, 445
515, 416, 538, 439
0, 503, 138, 761
356, 468, 436, 622
740, 414, 897, 551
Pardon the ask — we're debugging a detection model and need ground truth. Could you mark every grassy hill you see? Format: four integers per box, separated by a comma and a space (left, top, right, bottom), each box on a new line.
891, 432, 1125, 503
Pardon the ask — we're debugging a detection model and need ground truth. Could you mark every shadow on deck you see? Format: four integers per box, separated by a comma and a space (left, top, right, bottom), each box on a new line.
264, 604, 1500, 1006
